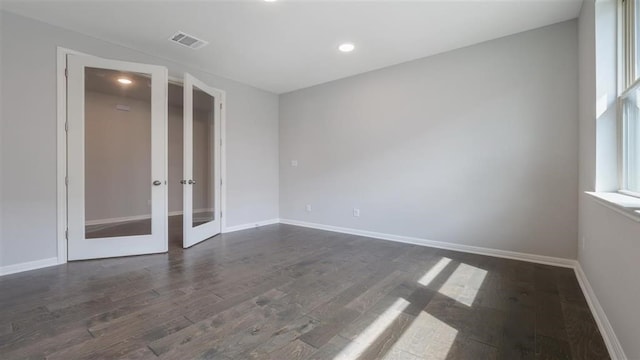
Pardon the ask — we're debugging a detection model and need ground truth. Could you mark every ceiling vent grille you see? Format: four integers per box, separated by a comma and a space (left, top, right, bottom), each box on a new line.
169, 31, 208, 50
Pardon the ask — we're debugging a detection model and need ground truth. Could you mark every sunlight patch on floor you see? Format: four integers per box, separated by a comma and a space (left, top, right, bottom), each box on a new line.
418, 257, 451, 286
333, 298, 410, 360
438, 263, 487, 306
390, 310, 459, 359
334, 257, 460, 360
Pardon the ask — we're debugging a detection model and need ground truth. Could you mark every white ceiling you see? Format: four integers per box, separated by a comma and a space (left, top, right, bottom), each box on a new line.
2, 0, 583, 94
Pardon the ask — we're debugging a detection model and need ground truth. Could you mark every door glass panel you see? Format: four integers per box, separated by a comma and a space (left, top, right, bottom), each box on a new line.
192, 86, 216, 227
84, 67, 152, 238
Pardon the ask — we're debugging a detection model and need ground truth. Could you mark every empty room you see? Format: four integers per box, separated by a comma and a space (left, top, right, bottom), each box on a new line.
0, 0, 638, 359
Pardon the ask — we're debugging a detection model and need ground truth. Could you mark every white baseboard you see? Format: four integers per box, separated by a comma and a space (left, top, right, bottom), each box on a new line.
223, 218, 281, 233
279, 219, 576, 268
574, 264, 627, 360
0, 257, 60, 276
85, 214, 151, 226
86, 209, 212, 226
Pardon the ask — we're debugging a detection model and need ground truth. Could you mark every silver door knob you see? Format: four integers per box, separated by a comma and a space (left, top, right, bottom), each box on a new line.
153, 180, 162, 186
188, 179, 196, 185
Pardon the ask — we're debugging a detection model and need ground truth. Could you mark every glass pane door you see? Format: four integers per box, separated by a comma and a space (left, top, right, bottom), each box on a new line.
67, 54, 168, 260
182, 74, 222, 248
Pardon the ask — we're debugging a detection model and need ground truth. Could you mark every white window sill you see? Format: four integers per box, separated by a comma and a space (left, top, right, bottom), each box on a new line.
586, 191, 640, 222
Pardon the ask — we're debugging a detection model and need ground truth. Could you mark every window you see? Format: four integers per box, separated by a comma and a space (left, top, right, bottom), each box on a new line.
619, 0, 640, 196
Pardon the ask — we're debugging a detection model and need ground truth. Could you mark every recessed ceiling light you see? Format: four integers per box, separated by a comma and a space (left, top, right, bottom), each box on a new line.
264, 0, 277, 2
117, 78, 132, 85
338, 43, 355, 53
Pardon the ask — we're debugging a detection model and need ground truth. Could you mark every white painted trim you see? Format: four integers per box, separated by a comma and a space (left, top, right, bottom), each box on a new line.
0, 257, 60, 276
574, 263, 628, 360
279, 219, 577, 268
57, 47, 91, 265
85, 215, 152, 226
220, 90, 228, 233
85, 209, 209, 226
586, 191, 640, 222
223, 218, 280, 233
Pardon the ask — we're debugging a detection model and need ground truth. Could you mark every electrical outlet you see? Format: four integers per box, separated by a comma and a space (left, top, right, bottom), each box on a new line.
291, 160, 298, 167
306, 204, 312, 212
353, 208, 360, 217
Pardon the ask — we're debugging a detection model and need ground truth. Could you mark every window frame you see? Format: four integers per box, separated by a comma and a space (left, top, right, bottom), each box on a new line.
618, 0, 640, 198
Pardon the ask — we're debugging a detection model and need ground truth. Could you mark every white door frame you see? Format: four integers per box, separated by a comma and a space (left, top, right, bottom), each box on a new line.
56, 47, 228, 264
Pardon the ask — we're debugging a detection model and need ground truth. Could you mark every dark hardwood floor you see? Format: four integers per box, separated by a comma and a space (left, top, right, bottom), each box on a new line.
0, 219, 609, 359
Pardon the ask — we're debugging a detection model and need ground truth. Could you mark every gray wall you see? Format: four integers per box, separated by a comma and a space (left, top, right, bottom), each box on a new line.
0, 11, 279, 267
84, 91, 153, 222
84, 90, 215, 221
578, 1, 640, 358
280, 20, 579, 259
0, 5, 4, 266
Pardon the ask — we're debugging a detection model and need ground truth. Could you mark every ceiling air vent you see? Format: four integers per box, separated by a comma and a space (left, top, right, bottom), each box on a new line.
169, 31, 208, 50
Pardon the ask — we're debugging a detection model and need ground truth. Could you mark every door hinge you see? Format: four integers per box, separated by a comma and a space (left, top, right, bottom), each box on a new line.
220, 211, 223, 218
65, 68, 68, 78
220, 103, 223, 110
65, 122, 69, 132
220, 178, 223, 186
65, 229, 68, 240
65, 176, 69, 186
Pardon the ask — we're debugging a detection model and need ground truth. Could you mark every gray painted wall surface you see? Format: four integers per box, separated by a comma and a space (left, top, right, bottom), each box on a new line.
280, 20, 579, 259
578, 1, 640, 358
0, 11, 279, 267
0, 5, 4, 267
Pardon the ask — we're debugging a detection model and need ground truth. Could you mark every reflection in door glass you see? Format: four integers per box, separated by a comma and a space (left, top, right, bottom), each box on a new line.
84, 67, 153, 238
192, 86, 216, 227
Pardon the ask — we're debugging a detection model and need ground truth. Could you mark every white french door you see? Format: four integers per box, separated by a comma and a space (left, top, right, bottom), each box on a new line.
182, 73, 222, 248
67, 54, 168, 260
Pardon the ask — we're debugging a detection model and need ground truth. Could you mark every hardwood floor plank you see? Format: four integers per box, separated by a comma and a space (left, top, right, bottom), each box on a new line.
47, 316, 192, 360
0, 326, 93, 359
148, 288, 287, 357
497, 308, 536, 360
535, 335, 572, 360
86, 292, 221, 338
261, 339, 316, 360
0, 323, 11, 337
561, 300, 610, 360
306, 335, 351, 360
299, 307, 361, 349
446, 336, 498, 360
555, 268, 589, 307
183, 272, 293, 323
534, 290, 568, 341
241, 316, 319, 359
